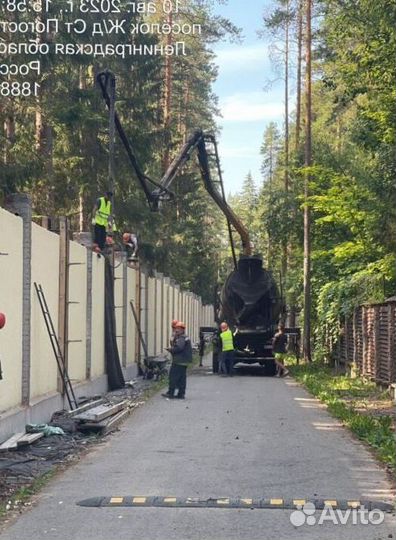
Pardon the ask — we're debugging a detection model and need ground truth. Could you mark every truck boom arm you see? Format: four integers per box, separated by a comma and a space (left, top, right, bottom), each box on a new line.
97, 71, 252, 257
155, 130, 252, 256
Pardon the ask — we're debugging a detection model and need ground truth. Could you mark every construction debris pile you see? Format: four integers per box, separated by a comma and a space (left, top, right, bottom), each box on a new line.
70, 398, 141, 435
0, 378, 152, 510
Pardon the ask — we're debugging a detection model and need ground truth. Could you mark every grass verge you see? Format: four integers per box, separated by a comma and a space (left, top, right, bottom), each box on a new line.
288, 361, 396, 473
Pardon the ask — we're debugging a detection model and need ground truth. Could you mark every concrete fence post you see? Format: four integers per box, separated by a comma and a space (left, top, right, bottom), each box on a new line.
5, 194, 32, 406
58, 217, 70, 389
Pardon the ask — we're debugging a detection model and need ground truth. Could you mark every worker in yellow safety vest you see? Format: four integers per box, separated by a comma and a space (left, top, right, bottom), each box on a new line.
92, 191, 113, 252
219, 322, 235, 376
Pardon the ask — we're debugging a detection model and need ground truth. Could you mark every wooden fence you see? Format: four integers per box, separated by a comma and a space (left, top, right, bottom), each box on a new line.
338, 298, 395, 385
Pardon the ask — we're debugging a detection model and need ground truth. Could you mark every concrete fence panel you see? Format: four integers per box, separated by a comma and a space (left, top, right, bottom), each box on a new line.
30, 223, 60, 400
114, 261, 125, 366
90, 254, 105, 379
126, 266, 137, 366
163, 278, 170, 350
0, 209, 23, 412
155, 276, 163, 355
67, 241, 87, 384
140, 272, 148, 360
1, 202, 215, 439
147, 277, 155, 356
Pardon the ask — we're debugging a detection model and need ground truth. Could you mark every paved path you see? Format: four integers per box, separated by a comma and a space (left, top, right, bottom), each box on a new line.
1, 359, 394, 539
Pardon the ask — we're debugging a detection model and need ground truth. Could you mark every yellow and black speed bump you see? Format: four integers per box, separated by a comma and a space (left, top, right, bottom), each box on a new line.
77, 496, 394, 513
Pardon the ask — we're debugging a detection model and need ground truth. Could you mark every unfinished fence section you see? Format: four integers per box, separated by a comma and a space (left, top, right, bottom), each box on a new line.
339, 299, 396, 385
0, 197, 215, 437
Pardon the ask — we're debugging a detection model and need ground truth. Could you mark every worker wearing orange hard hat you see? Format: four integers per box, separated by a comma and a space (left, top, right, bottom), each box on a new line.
162, 321, 192, 400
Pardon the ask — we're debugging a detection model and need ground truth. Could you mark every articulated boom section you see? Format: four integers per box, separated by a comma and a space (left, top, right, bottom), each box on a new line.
154, 130, 252, 257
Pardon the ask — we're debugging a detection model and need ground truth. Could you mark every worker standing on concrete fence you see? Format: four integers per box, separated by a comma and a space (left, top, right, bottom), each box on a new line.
92, 191, 113, 253
0, 312, 6, 380
162, 322, 193, 400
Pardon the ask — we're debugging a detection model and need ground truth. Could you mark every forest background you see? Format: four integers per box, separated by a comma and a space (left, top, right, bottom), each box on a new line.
1, 0, 395, 359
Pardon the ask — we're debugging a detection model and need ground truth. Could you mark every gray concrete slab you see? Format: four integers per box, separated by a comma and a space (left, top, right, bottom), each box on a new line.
1, 359, 394, 540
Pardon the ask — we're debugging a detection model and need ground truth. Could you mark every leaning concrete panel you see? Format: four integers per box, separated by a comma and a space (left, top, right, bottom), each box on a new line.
126, 266, 136, 366
67, 241, 87, 384
90, 254, 105, 379
30, 223, 60, 400
147, 277, 156, 356
0, 209, 23, 412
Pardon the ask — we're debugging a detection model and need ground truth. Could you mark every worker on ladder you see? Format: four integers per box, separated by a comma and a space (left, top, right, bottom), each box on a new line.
92, 191, 114, 253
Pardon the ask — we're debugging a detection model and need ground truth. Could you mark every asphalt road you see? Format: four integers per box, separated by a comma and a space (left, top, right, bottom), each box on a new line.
1, 357, 394, 540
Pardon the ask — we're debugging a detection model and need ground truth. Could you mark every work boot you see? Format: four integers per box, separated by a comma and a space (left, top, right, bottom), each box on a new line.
162, 392, 174, 399
176, 394, 185, 399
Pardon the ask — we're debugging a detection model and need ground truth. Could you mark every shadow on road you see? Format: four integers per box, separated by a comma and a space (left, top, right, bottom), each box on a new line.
192, 363, 276, 378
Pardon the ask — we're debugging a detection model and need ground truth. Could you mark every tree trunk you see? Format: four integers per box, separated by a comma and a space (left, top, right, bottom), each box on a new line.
163, 10, 173, 170
35, 2, 54, 213
183, 80, 190, 144
4, 113, 15, 164
303, 0, 312, 362
295, 0, 303, 154
282, 0, 290, 305
289, 0, 304, 334
284, 1, 290, 194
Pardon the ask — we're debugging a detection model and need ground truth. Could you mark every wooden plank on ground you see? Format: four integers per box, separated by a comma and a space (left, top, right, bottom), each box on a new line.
74, 401, 128, 423
68, 399, 104, 417
102, 408, 131, 435
17, 432, 44, 447
0, 433, 26, 452
77, 404, 138, 433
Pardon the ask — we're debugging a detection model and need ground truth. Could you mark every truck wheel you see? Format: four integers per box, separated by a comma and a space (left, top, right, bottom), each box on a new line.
212, 353, 219, 374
